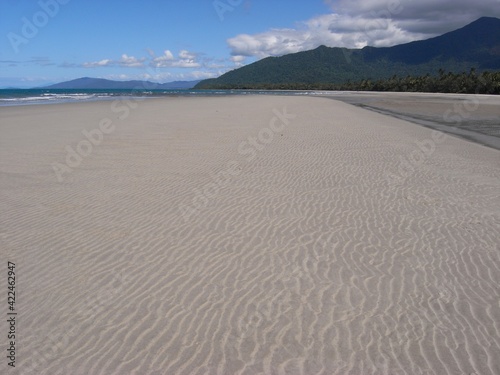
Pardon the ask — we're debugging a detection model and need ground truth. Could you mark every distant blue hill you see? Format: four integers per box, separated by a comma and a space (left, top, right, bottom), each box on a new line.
44, 77, 201, 90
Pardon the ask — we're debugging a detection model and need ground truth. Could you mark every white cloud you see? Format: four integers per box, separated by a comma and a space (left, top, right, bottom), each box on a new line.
106, 72, 173, 82
226, 15, 426, 58
179, 50, 197, 59
83, 50, 202, 70
103, 70, 217, 82
228, 0, 500, 59
151, 50, 175, 67
79, 49, 221, 82
171, 59, 201, 68
151, 49, 200, 68
83, 54, 145, 68
228, 30, 307, 58
83, 59, 112, 68
230, 55, 247, 66
119, 54, 146, 68
230, 55, 246, 62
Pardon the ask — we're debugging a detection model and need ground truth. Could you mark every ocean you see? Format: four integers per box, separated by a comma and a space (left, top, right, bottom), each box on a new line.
0, 88, 319, 106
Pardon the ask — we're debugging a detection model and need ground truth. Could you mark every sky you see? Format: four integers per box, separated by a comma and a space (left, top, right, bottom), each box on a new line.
1, 0, 499, 88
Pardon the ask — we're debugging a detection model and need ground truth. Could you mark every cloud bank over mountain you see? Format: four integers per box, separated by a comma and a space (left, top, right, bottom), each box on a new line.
228, 0, 500, 61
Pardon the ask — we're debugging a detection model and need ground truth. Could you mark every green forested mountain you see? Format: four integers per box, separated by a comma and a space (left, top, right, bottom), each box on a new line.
195, 17, 500, 89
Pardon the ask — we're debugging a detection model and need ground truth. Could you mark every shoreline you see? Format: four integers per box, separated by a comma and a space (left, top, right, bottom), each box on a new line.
3, 90, 498, 150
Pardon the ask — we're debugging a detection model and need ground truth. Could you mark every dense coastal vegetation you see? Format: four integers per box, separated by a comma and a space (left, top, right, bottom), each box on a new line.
196, 70, 500, 94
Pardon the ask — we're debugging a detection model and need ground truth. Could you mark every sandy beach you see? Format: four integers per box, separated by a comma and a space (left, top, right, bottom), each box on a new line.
1, 94, 499, 375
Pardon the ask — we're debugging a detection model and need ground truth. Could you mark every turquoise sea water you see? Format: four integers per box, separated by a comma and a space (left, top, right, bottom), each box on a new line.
0, 88, 314, 106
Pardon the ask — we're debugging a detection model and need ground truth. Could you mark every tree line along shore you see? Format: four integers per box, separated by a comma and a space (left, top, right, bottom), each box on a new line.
199, 70, 500, 95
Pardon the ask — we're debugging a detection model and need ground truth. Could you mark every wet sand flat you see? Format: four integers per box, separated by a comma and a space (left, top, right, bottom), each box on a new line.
1, 95, 499, 375
325, 91, 500, 150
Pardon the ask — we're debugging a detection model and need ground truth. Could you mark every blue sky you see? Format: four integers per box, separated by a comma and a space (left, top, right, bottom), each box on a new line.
1, 0, 499, 87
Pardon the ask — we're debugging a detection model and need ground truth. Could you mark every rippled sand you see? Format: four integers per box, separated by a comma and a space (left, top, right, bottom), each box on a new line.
1, 95, 499, 375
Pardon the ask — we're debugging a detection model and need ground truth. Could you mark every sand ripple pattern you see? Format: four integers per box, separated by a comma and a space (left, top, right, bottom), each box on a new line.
1, 96, 499, 375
